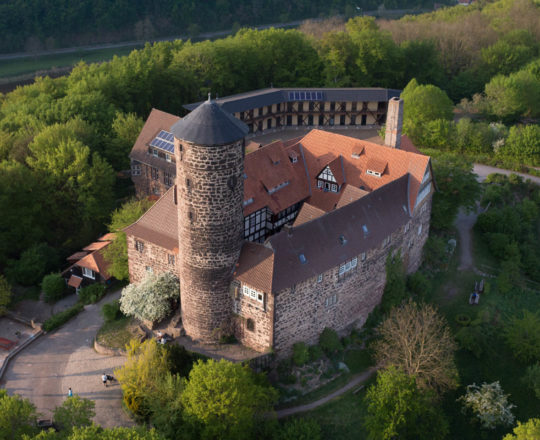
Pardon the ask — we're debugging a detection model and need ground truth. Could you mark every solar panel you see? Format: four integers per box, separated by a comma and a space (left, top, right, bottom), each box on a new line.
149, 130, 174, 153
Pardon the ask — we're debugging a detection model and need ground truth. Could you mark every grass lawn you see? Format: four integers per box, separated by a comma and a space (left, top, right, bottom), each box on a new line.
0, 46, 137, 79
96, 316, 134, 350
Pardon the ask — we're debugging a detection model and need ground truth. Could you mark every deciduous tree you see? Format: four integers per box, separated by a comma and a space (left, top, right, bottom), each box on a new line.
181, 359, 278, 440
53, 396, 95, 432
503, 418, 540, 440
0, 389, 39, 439
365, 366, 448, 440
373, 300, 458, 393
120, 272, 179, 323
459, 381, 515, 429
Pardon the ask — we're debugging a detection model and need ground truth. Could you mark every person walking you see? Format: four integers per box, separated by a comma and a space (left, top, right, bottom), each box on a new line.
68, 387, 73, 397
102, 373, 108, 387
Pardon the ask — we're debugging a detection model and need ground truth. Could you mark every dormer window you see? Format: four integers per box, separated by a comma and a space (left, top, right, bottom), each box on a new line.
288, 151, 298, 163
339, 235, 347, 245
243, 198, 253, 207
366, 169, 382, 177
351, 147, 364, 159
299, 254, 307, 264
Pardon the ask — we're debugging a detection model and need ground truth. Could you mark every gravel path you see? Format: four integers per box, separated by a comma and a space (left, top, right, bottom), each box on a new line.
275, 368, 376, 419
473, 164, 540, 185
1, 291, 134, 428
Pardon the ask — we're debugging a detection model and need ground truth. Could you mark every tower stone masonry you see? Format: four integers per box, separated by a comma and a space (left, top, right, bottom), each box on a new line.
171, 97, 248, 343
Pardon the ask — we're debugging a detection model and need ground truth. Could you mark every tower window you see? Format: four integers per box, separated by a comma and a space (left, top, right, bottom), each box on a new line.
135, 240, 144, 253
246, 319, 255, 332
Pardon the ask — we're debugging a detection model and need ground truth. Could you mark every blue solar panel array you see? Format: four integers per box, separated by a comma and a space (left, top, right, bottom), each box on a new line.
149, 130, 175, 153
288, 91, 324, 101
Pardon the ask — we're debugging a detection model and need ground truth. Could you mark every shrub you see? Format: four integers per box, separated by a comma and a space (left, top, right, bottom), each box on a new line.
459, 382, 515, 429
292, 342, 309, 366
504, 310, 540, 363
407, 272, 431, 300
308, 345, 323, 362
0, 275, 12, 316
6, 243, 59, 286
319, 328, 342, 355
42, 273, 66, 303
522, 363, 540, 399
78, 283, 106, 305
276, 418, 322, 440
455, 324, 494, 359
101, 300, 121, 322
42, 303, 84, 332
455, 314, 471, 326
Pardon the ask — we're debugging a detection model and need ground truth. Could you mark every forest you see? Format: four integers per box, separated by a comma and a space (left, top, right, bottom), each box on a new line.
0, 0, 449, 54
0, 0, 538, 291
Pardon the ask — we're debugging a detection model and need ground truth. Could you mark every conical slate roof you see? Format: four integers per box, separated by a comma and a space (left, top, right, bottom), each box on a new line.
171, 96, 248, 146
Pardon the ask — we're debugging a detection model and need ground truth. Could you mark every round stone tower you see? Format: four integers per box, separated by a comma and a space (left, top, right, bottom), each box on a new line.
170, 96, 248, 343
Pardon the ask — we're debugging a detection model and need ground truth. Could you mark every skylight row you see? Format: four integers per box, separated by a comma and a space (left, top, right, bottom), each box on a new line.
288, 91, 324, 101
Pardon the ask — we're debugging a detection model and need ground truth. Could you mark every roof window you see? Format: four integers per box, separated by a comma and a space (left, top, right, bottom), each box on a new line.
268, 181, 289, 195
366, 169, 382, 178
362, 225, 369, 237
243, 198, 254, 207
299, 254, 307, 264
339, 235, 347, 245
351, 147, 364, 159
288, 151, 298, 163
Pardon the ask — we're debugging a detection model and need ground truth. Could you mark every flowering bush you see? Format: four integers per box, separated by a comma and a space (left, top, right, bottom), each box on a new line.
459, 381, 515, 429
120, 272, 179, 323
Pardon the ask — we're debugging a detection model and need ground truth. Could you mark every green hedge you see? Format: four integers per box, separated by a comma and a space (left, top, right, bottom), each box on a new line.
78, 283, 106, 305
42, 303, 84, 332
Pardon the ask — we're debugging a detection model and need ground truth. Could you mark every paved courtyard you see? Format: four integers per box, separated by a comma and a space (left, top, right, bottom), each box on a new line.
1, 291, 134, 428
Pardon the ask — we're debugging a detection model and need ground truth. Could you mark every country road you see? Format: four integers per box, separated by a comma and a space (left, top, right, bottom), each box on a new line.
0, 8, 429, 62
473, 164, 540, 185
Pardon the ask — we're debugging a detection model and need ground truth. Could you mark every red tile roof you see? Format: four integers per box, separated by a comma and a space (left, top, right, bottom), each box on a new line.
129, 108, 180, 172
236, 175, 412, 293
244, 140, 310, 216
76, 244, 113, 280
67, 251, 88, 262
83, 241, 109, 252
124, 186, 178, 250
67, 275, 83, 288
98, 233, 116, 242
335, 184, 369, 209
293, 203, 326, 227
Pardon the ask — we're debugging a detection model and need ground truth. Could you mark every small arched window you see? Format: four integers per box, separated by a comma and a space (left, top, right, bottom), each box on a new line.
246, 318, 255, 332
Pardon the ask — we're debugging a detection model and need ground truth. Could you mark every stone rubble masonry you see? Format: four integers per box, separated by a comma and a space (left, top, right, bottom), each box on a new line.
131, 162, 172, 198
233, 284, 275, 352
176, 137, 245, 344
126, 236, 178, 284
272, 192, 432, 357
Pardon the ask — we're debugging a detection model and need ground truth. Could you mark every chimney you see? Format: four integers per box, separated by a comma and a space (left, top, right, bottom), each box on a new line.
283, 224, 293, 237
384, 97, 403, 149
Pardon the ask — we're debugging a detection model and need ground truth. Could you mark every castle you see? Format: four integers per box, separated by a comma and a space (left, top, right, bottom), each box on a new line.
125, 88, 433, 355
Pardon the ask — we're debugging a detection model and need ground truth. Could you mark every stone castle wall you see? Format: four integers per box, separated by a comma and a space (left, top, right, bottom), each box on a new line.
126, 235, 179, 284
176, 138, 245, 343
271, 193, 433, 356
232, 282, 275, 352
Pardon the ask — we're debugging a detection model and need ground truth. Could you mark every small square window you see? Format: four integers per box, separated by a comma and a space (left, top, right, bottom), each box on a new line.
135, 240, 144, 253
317, 274, 323, 283
361, 252, 366, 261
168, 254, 175, 265
145, 266, 153, 273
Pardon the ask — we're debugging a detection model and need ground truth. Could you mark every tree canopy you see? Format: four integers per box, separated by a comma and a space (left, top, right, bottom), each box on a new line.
181, 359, 278, 440
373, 300, 458, 393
